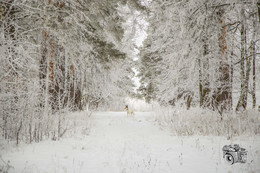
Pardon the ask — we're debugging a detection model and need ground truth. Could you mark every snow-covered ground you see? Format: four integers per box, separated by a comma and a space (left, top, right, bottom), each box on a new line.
1, 111, 260, 173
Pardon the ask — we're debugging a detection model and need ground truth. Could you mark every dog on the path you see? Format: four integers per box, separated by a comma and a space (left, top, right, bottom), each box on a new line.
125, 105, 134, 117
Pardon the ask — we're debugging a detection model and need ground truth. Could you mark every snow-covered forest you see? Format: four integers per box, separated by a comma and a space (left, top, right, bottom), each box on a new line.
1, 0, 260, 172
0, 0, 145, 144
137, 0, 260, 137
138, 0, 260, 111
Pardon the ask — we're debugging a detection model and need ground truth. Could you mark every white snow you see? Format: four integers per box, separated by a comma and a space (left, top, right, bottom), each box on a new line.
1, 111, 260, 173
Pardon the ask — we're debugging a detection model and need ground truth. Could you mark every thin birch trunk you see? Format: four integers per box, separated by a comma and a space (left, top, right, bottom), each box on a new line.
251, 13, 257, 109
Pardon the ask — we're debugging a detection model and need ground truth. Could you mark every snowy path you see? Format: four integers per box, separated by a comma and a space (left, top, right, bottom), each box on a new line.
1, 112, 260, 173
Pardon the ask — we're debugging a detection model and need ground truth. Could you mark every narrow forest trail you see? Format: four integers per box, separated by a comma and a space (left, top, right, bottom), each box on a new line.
2, 112, 260, 173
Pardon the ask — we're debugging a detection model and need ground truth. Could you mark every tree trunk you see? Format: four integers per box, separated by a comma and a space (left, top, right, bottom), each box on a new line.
40, 28, 48, 110
29, 121, 32, 143
3, 112, 7, 140
186, 95, 192, 110
230, 37, 234, 109
199, 57, 203, 106
236, 6, 248, 111
252, 44, 256, 108
251, 13, 257, 109
257, 0, 260, 23
48, 37, 58, 112
16, 120, 22, 145
214, 8, 232, 112
43, 32, 50, 116
199, 5, 211, 108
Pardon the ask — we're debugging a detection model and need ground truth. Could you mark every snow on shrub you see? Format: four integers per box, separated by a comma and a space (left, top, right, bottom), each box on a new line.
0, 156, 13, 173
155, 105, 260, 138
0, 109, 93, 145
